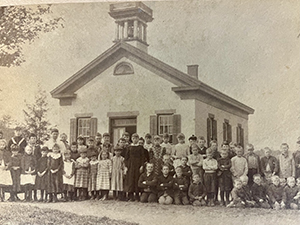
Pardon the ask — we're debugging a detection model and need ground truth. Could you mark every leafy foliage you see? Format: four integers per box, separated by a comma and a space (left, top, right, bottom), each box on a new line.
23, 85, 51, 141
0, 5, 64, 67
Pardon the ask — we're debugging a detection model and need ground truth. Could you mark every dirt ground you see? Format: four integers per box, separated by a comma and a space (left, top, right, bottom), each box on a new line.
2, 200, 298, 225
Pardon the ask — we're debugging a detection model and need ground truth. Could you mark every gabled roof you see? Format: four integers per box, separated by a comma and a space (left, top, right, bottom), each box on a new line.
51, 41, 254, 115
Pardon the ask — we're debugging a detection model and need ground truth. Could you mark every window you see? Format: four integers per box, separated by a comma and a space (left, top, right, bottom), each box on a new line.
236, 124, 244, 148
114, 62, 134, 75
77, 118, 91, 138
158, 115, 173, 139
223, 119, 232, 143
207, 114, 217, 142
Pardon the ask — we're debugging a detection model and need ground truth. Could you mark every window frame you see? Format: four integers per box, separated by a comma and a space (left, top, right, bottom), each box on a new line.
77, 117, 91, 139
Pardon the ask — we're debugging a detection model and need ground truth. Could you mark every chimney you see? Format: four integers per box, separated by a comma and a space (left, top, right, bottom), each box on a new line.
187, 65, 199, 79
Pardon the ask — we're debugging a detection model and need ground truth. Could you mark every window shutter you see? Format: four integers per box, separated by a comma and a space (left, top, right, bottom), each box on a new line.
90, 118, 97, 137
228, 124, 232, 142
212, 119, 217, 141
241, 127, 244, 148
207, 117, 211, 143
223, 122, 226, 142
150, 115, 157, 138
172, 114, 181, 144
70, 118, 76, 144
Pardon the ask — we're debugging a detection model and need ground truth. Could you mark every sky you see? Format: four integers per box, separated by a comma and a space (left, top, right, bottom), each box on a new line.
0, 0, 299, 150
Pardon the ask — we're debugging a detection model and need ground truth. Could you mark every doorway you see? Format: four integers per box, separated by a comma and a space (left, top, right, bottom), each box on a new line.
110, 117, 137, 145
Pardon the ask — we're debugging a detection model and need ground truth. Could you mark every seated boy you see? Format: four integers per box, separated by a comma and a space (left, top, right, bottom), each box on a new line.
227, 179, 247, 208
138, 163, 157, 203
173, 167, 189, 205
268, 175, 285, 210
251, 174, 271, 209
188, 173, 206, 206
240, 175, 256, 207
282, 177, 300, 210
157, 165, 174, 205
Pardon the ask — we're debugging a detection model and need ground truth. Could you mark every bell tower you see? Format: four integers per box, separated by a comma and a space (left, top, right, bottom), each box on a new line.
109, 2, 153, 52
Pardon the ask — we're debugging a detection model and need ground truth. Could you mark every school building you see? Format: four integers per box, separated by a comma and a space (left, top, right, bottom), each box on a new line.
51, 2, 254, 146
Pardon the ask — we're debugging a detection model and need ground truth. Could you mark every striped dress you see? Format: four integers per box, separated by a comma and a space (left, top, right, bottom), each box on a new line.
96, 159, 112, 190
88, 160, 99, 192
74, 157, 89, 188
111, 156, 125, 191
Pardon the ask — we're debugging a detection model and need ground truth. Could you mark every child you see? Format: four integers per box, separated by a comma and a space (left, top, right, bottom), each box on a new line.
173, 166, 189, 205
35, 146, 49, 202
161, 133, 172, 156
87, 137, 95, 149
268, 175, 285, 210
95, 132, 102, 149
0, 139, 12, 201
62, 150, 75, 201
8, 144, 21, 201
203, 148, 218, 206
97, 151, 112, 200
294, 137, 300, 178
244, 144, 260, 186
102, 133, 114, 156
198, 136, 207, 158
144, 133, 153, 152
227, 179, 247, 208
230, 146, 248, 180
188, 144, 203, 177
47, 143, 63, 203
88, 152, 99, 200
122, 132, 130, 147
251, 174, 271, 209
74, 147, 89, 201
21, 145, 36, 202
261, 147, 279, 184
117, 138, 127, 158
179, 156, 192, 181
111, 146, 125, 201
87, 146, 98, 160
157, 164, 174, 205
162, 154, 175, 176
138, 137, 150, 169
77, 136, 86, 149
282, 177, 300, 210
188, 173, 206, 206
217, 148, 232, 206
149, 135, 164, 176
278, 143, 295, 179
173, 133, 189, 168
209, 140, 220, 160
70, 142, 80, 161
188, 135, 198, 155
240, 175, 256, 207
60, 133, 70, 150
138, 162, 157, 203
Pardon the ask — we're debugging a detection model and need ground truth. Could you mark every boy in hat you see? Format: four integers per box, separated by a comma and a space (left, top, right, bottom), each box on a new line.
8, 126, 27, 154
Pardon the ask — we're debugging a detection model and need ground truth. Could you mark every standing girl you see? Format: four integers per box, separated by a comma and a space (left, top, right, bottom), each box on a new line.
88, 152, 99, 200
172, 133, 190, 168
8, 144, 22, 201
0, 139, 12, 201
47, 143, 63, 202
35, 146, 49, 202
74, 147, 89, 201
21, 145, 37, 202
62, 150, 75, 201
111, 146, 126, 200
96, 151, 112, 200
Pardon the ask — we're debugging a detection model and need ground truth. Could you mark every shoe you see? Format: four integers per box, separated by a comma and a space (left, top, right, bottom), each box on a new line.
220, 201, 225, 206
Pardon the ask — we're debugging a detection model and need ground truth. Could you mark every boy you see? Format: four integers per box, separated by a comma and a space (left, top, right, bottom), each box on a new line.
70, 142, 79, 161
162, 154, 175, 176
261, 147, 279, 183
244, 144, 260, 186
230, 146, 248, 180
138, 163, 157, 203
144, 133, 153, 152
198, 136, 207, 158
202, 148, 218, 206
122, 132, 131, 147
268, 175, 285, 210
278, 143, 295, 179
188, 173, 206, 206
227, 179, 247, 208
173, 166, 189, 205
173, 133, 189, 168
208, 140, 220, 160
228, 142, 237, 159
8, 126, 27, 154
117, 138, 127, 158
251, 174, 271, 209
240, 175, 256, 207
161, 133, 172, 156
188, 144, 203, 177
180, 156, 192, 181
95, 132, 102, 148
157, 165, 174, 205
8, 145, 22, 201
87, 137, 95, 149
282, 177, 300, 210
188, 135, 198, 155
102, 133, 113, 155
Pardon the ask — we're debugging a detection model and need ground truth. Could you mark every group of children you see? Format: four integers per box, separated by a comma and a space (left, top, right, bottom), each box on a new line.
1, 126, 300, 211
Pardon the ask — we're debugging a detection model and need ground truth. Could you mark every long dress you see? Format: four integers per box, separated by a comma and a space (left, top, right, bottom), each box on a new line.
124, 144, 145, 193
0, 148, 12, 187
63, 160, 75, 191
9, 154, 22, 192
47, 152, 63, 193
20, 153, 36, 185
88, 160, 98, 192
111, 156, 125, 191
35, 156, 48, 190
96, 159, 112, 190
74, 157, 89, 188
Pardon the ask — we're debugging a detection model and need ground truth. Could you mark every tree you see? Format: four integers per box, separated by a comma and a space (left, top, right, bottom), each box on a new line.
0, 5, 64, 67
23, 85, 51, 141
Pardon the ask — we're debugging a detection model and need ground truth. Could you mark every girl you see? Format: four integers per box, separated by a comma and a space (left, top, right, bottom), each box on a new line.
172, 133, 189, 168
77, 136, 86, 149
111, 146, 126, 200
74, 147, 89, 201
63, 150, 75, 201
0, 139, 12, 201
96, 151, 112, 200
88, 152, 99, 200
35, 146, 49, 202
188, 144, 203, 177
21, 145, 36, 202
47, 143, 63, 202
8, 144, 22, 201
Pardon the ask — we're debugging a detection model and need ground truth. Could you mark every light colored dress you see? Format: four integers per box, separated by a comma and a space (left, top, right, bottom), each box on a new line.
111, 156, 125, 191
63, 160, 75, 185
0, 159, 12, 186
173, 143, 189, 168
96, 159, 112, 190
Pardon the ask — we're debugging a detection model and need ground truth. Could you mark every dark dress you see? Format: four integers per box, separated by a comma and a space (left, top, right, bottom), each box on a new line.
217, 157, 232, 191
124, 144, 145, 193
47, 153, 63, 193
8, 154, 22, 192
35, 156, 48, 190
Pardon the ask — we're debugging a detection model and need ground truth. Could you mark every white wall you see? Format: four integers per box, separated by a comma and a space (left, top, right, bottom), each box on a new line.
58, 57, 196, 139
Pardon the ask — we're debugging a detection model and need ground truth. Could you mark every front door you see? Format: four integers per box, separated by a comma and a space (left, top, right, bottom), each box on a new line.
110, 117, 137, 145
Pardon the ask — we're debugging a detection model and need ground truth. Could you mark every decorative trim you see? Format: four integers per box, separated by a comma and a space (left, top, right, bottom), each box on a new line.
113, 62, 134, 75
208, 113, 215, 119
224, 119, 229, 123
155, 109, 176, 115
107, 111, 139, 118
74, 113, 93, 118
